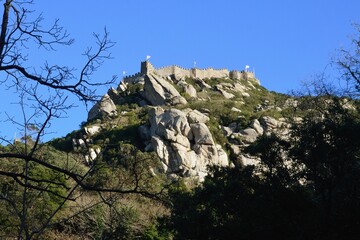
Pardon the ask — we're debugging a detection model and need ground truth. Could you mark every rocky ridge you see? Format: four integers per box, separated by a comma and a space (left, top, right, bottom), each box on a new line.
75, 61, 294, 181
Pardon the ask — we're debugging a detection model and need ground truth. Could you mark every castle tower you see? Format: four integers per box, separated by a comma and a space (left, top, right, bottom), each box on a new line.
141, 61, 155, 75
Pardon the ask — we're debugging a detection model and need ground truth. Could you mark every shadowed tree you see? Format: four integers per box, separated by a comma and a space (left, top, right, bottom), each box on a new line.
336, 23, 360, 97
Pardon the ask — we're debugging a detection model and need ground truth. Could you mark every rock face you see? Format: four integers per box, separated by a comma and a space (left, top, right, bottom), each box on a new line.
88, 94, 118, 121
143, 73, 187, 106
222, 116, 292, 168
140, 107, 229, 181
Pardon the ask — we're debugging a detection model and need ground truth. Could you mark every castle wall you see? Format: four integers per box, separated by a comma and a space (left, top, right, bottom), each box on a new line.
173, 66, 192, 79
124, 61, 256, 84
155, 65, 177, 77
123, 72, 142, 84
229, 70, 242, 79
229, 70, 255, 80
244, 72, 255, 79
193, 68, 229, 79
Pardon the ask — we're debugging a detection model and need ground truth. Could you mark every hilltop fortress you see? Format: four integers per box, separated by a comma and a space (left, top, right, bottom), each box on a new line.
123, 61, 256, 84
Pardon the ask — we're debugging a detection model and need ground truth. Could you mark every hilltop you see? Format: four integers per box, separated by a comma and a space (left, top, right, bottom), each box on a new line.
53, 60, 294, 182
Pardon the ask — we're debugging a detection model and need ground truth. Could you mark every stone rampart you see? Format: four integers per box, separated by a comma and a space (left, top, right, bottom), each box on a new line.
123, 72, 142, 84
173, 65, 193, 79
155, 65, 178, 76
151, 63, 231, 80
193, 68, 229, 79
122, 61, 256, 83
154, 65, 193, 79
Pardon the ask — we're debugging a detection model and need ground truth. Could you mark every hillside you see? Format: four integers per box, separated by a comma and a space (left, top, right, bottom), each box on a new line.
52, 60, 294, 182
3, 60, 359, 239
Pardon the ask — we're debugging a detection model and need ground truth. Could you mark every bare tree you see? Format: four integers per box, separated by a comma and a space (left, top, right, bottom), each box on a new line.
335, 23, 360, 98
0, 0, 116, 102
0, 1, 165, 239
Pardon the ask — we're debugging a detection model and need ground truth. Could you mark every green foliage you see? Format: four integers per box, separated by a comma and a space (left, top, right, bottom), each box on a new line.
207, 117, 228, 148
291, 97, 360, 209
50, 130, 82, 152
143, 223, 173, 240
91, 107, 148, 150
166, 95, 360, 240
127, 82, 144, 94
0, 145, 80, 237
203, 77, 234, 87
167, 166, 318, 240
245, 133, 292, 183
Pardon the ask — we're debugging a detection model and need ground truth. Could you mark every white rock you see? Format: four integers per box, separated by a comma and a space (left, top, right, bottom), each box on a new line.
89, 148, 98, 161
191, 123, 214, 145
241, 154, 260, 166
217, 88, 235, 99
164, 129, 191, 148
145, 107, 229, 181
231, 107, 242, 113
88, 94, 117, 121
221, 126, 234, 137
144, 73, 187, 106
187, 109, 210, 124
183, 84, 197, 98
261, 116, 279, 130
84, 125, 101, 136
251, 119, 264, 135
240, 128, 259, 143
78, 139, 86, 148
216, 144, 229, 166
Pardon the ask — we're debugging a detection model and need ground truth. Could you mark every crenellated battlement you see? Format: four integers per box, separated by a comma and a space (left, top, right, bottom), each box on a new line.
123, 72, 142, 79
123, 61, 256, 84
122, 72, 143, 85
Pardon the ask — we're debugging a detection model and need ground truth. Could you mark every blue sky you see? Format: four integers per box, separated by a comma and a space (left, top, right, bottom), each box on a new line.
1, 0, 360, 141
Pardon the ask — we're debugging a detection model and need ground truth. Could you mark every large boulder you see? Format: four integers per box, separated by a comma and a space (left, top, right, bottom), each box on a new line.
150, 108, 192, 139
143, 73, 187, 106
251, 119, 264, 135
215, 85, 235, 99
183, 84, 197, 98
142, 107, 229, 181
187, 109, 210, 124
260, 116, 279, 130
191, 123, 214, 145
88, 94, 117, 121
84, 125, 101, 136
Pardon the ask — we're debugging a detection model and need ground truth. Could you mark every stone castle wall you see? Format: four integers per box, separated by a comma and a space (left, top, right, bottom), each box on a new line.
193, 68, 229, 79
123, 72, 142, 84
230, 70, 255, 80
123, 61, 255, 83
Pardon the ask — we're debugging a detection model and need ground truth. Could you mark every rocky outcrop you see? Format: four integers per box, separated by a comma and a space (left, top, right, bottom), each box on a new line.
139, 107, 229, 181
186, 109, 210, 124
183, 84, 197, 98
83, 60, 286, 182
220, 116, 292, 167
84, 125, 101, 136
88, 94, 118, 121
143, 73, 187, 106
215, 84, 235, 99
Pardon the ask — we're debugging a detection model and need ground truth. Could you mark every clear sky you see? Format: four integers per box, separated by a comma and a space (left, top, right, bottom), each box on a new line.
1, 0, 360, 141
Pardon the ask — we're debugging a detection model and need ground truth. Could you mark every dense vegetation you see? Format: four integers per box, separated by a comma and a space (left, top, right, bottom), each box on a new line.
167, 97, 360, 240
